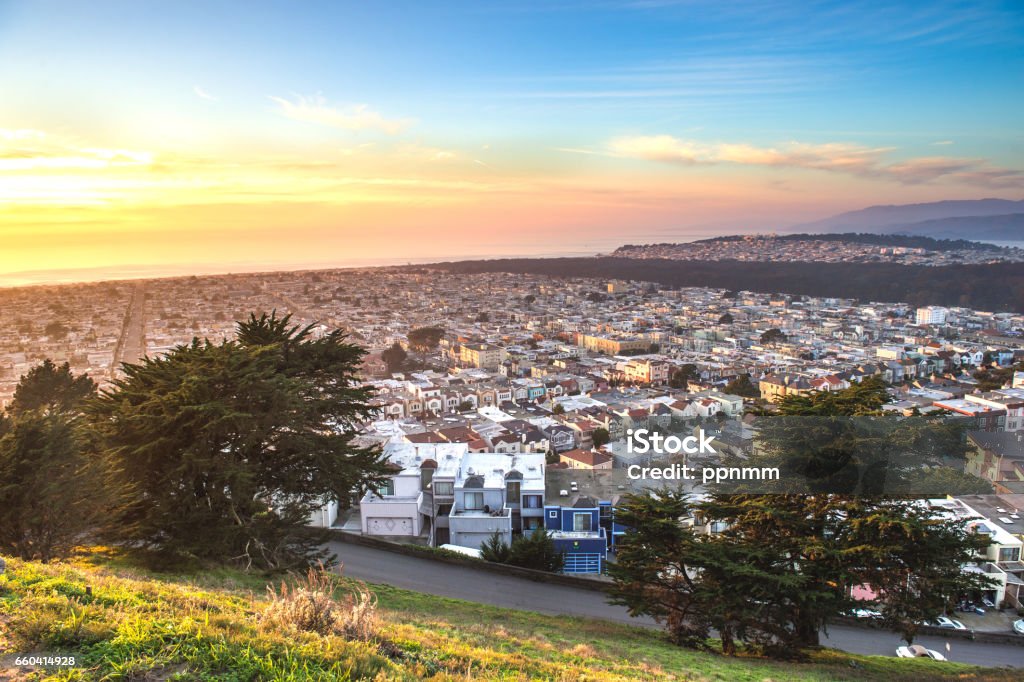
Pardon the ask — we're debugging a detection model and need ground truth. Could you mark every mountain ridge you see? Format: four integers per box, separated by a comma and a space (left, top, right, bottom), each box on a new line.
792, 199, 1024, 239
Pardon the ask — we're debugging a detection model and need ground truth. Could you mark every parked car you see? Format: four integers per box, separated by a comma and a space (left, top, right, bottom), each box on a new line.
896, 645, 947, 661
849, 608, 882, 619
934, 616, 967, 630
1013, 619, 1024, 636
954, 602, 981, 614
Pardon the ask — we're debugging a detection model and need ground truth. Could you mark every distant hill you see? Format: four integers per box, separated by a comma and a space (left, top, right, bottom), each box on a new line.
794, 199, 1024, 240
878, 213, 1024, 241
680, 233, 1003, 252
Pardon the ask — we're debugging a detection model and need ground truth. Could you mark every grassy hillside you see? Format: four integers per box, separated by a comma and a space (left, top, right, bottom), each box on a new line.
0, 552, 1016, 681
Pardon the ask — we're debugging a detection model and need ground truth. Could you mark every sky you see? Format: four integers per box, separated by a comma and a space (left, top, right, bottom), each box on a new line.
1, 0, 1023, 283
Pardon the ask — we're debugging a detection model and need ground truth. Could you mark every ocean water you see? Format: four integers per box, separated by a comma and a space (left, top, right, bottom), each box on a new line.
0, 232, 728, 289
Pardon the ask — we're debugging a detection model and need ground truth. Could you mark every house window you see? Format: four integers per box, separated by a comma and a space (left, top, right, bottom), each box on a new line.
549, 510, 558, 518
464, 492, 484, 510
524, 517, 542, 530
506, 481, 521, 503
999, 546, 1021, 562
376, 480, 395, 497
433, 481, 454, 496
523, 495, 542, 509
573, 512, 592, 532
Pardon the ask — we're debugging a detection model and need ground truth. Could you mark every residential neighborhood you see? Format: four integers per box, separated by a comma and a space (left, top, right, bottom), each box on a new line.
3, 265, 1024, 624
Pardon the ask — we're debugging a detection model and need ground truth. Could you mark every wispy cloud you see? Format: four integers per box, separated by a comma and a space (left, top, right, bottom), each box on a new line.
193, 85, 217, 101
269, 94, 413, 135
597, 134, 1024, 188
394, 143, 458, 162
931, 140, 953, 146
0, 128, 153, 172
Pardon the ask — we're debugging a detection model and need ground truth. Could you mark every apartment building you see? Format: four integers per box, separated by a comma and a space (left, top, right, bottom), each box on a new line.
578, 334, 650, 356
459, 343, 508, 369
622, 358, 670, 385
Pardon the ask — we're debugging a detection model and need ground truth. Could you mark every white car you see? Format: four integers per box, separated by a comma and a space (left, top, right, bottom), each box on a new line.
1013, 619, 1024, 636
934, 616, 967, 630
850, 608, 882, 619
897, 645, 947, 661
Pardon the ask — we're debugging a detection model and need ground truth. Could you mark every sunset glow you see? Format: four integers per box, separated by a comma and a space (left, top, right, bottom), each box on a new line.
1, 0, 1022, 282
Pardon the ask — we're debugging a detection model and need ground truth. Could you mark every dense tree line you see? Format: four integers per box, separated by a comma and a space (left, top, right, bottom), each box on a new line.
0, 313, 388, 571
434, 257, 1024, 312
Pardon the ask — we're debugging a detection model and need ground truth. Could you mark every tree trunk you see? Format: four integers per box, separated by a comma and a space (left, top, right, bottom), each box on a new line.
795, 619, 820, 647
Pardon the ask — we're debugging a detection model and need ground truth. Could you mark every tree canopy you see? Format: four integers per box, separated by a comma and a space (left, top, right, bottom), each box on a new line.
9, 359, 97, 417
609, 378, 995, 658
669, 364, 699, 390
407, 326, 445, 352
381, 342, 408, 374
0, 360, 100, 561
90, 312, 389, 570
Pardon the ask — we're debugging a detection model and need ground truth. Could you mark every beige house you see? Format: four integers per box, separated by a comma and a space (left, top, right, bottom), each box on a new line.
560, 448, 614, 470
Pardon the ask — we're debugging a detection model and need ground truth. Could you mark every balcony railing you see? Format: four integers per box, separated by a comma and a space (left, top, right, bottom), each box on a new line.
451, 506, 511, 518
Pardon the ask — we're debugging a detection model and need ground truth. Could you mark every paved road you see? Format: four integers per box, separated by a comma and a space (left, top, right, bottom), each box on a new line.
327, 540, 1024, 668
112, 282, 147, 376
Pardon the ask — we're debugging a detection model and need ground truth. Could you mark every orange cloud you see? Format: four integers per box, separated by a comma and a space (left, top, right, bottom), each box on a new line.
603, 135, 1023, 188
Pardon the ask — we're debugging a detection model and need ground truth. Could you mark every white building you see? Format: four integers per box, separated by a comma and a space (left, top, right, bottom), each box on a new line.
928, 497, 1023, 609
448, 451, 546, 550
359, 441, 467, 539
915, 306, 948, 326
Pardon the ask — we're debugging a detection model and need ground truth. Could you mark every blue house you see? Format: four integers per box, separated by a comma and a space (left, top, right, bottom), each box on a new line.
543, 497, 609, 573
539, 468, 650, 573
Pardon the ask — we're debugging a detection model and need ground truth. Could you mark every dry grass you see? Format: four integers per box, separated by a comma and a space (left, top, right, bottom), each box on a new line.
261, 564, 378, 642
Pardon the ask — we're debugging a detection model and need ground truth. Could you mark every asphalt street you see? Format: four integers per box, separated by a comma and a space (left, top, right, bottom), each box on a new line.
327, 539, 1024, 669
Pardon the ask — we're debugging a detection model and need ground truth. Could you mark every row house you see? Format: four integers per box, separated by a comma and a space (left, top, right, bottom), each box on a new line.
759, 373, 813, 403
358, 441, 545, 549
559, 448, 614, 470
449, 452, 546, 548
359, 441, 466, 540
965, 391, 1024, 432
622, 358, 670, 385
966, 432, 1024, 486
932, 398, 1006, 431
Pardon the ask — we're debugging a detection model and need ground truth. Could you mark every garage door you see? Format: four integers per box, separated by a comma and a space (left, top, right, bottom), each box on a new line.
367, 517, 413, 535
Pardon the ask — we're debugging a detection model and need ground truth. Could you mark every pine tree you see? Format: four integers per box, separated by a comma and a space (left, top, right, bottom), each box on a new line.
610, 378, 997, 657
89, 312, 390, 570
9, 359, 96, 416
0, 361, 101, 561
479, 530, 511, 563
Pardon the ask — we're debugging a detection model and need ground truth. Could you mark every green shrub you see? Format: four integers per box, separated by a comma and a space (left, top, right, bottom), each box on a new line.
507, 528, 564, 572
481, 529, 564, 572
479, 531, 511, 563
